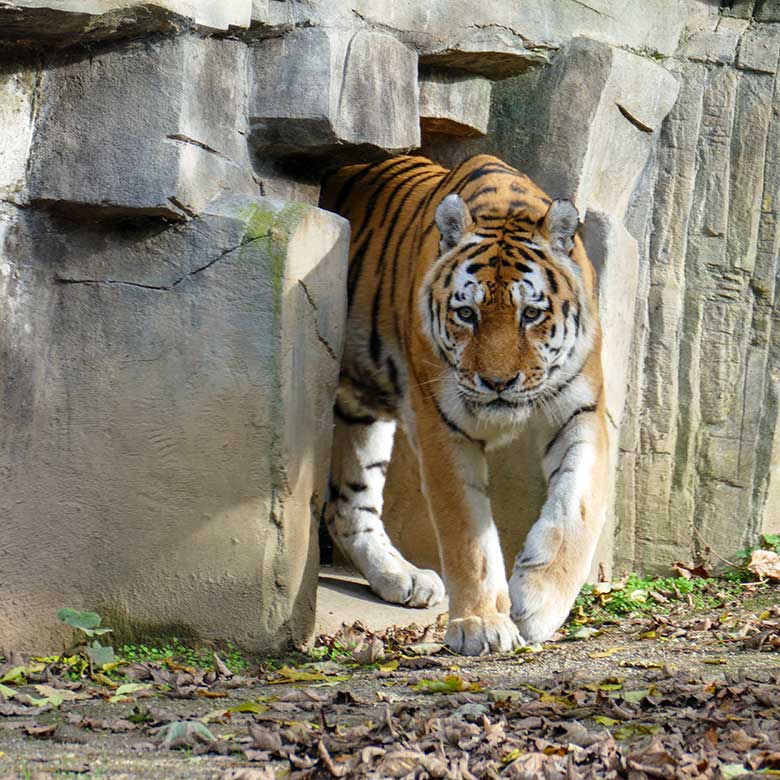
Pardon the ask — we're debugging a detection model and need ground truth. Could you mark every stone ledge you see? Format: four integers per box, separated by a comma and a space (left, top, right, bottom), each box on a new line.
419, 68, 492, 137
0, 0, 252, 46
27, 35, 257, 219
249, 28, 420, 156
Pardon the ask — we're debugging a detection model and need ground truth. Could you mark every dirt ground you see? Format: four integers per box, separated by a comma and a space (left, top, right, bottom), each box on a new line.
0, 588, 778, 780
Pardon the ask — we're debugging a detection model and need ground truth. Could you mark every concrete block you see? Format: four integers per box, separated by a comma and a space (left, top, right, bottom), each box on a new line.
0, 196, 349, 652
509, 38, 679, 220
249, 27, 419, 155
737, 23, 780, 74
418, 30, 550, 79
0, 67, 35, 203
0, 0, 252, 43
419, 68, 492, 137
682, 17, 748, 65
351, 0, 687, 70
27, 35, 257, 219
755, 0, 780, 21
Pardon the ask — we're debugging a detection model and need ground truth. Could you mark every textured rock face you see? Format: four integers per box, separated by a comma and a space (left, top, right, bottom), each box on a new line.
28, 36, 256, 219
1, 0, 778, 651
0, 198, 348, 651
419, 68, 492, 137
614, 19, 780, 570
249, 28, 420, 155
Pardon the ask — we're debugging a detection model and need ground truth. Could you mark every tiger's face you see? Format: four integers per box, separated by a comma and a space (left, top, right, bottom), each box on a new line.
422, 194, 588, 423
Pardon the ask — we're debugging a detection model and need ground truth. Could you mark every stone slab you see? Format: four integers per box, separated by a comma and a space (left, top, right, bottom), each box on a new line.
755, 0, 780, 22
27, 35, 257, 219
249, 27, 419, 155
681, 17, 748, 65
737, 23, 780, 74
0, 66, 35, 203
419, 68, 492, 137
0, 196, 349, 652
0, 0, 252, 43
352, 0, 687, 65
501, 37, 679, 220
315, 567, 447, 638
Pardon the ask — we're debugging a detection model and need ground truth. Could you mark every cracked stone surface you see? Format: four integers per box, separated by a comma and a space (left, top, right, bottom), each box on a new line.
27, 36, 258, 219
248, 27, 420, 156
0, 197, 349, 652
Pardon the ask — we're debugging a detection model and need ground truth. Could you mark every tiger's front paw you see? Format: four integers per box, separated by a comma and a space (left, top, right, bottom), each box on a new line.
445, 612, 522, 656
370, 566, 446, 608
509, 563, 578, 643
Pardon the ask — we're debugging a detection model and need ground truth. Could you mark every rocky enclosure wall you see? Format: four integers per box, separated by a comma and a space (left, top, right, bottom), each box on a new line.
1, 0, 778, 651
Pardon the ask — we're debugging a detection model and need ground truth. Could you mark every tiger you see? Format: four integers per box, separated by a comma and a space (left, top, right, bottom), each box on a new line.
319, 154, 608, 655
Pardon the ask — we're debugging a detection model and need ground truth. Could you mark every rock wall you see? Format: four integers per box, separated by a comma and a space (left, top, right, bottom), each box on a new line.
1, 0, 777, 650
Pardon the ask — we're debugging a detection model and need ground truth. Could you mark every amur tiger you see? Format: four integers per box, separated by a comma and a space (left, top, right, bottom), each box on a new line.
320, 154, 608, 655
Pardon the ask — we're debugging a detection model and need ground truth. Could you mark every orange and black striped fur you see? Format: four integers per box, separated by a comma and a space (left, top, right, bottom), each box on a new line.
320, 155, 608, 655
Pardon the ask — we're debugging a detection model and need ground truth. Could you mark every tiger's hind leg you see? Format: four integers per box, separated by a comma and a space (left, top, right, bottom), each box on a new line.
325, 399, 445, 608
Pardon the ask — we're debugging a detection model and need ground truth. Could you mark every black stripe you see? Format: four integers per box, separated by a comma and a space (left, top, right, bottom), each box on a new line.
466, 186, 498, 203
388, 170, 443, 305
463, 242, 494, 261
351, 161, 434, 242
466, 262, 485, 275
334, 404, 377, 426
386, 356, 402, 396
347, 236, 370, 310
545, 268, 559, 294
547, 440, 585, 479
514, 261, 533, 274
369, 275, 385, 364
356, 506, 379, 515
330, 160, 386, 215
544, 405, 597, 455
433, 399, 483, 446
547, 466, 574, 484
347, 482, 367, 492
455, 165, 516, 196
562, 300, 571, 318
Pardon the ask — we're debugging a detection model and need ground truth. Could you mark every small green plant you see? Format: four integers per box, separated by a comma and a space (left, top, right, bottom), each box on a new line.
308, 641, 353, 662
57, 608, 115, 670
570, 573, 753, 627
118, 639, 250, 674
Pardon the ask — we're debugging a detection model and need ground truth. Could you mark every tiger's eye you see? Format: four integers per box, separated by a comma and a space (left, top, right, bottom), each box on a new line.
522, 306, 541, 321
456, 307, 476, 323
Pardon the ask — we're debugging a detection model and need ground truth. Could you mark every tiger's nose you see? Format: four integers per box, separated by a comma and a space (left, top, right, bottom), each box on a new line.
479, 373, 520, 392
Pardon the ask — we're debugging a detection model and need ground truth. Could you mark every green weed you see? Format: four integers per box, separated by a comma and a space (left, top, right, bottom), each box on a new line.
117, 639, 250, 674
570, 573, 756, 627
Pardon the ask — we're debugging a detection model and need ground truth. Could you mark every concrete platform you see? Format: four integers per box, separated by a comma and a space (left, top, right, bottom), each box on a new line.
315, 566, 448, 637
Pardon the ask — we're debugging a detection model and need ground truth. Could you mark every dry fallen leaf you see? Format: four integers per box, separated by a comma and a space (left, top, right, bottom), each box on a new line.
220, 769, 275, 780
747, 549, 780, 580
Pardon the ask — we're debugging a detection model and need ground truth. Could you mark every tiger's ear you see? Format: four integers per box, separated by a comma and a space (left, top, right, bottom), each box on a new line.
435, 194, 471, 252
541, 199, 579, 253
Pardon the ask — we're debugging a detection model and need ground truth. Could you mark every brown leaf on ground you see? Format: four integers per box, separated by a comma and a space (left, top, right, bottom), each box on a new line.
248, 724, 283, 753
748, 549, 780, 580
22, 723, 58, 738
351, 637, 385, 665
220, 769, 275, 780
